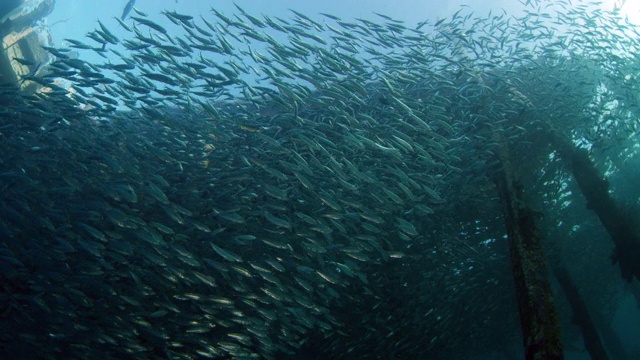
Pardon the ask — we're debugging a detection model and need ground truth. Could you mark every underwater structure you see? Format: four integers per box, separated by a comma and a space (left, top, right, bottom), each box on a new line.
0, 0, 53, 91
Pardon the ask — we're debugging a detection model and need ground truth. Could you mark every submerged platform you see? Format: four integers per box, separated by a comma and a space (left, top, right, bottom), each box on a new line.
0, 0, 54, 91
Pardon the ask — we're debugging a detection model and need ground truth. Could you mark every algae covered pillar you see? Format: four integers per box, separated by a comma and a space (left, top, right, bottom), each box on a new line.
553, 266, 609, 360
547, 130, 640, 283
494, 137, 563, 360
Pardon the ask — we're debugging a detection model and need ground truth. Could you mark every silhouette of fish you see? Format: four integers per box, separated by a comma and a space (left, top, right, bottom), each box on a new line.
120, 0, 135, 20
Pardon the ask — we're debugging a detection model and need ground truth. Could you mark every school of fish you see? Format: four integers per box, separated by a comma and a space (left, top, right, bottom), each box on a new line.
1, 0, 639, 358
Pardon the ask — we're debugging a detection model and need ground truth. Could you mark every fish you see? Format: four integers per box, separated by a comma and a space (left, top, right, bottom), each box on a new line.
131, 16, 167, 34
1, 1, 633, 359
120, 0, 136, 21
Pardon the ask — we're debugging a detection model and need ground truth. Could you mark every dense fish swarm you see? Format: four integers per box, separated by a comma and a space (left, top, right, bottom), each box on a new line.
1, 0, 639, 358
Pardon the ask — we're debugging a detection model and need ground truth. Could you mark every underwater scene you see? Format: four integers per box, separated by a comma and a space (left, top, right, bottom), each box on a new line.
1, 0, 640, 358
